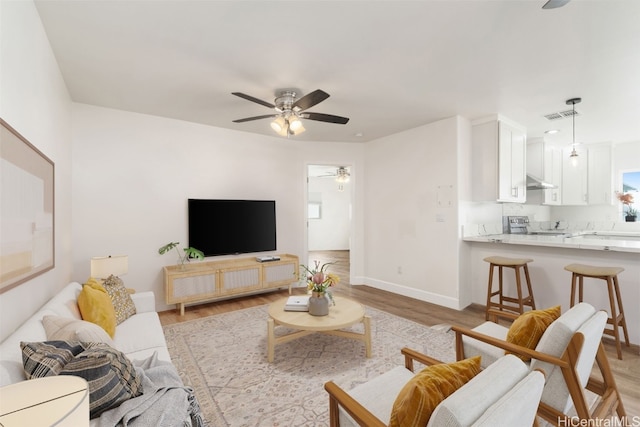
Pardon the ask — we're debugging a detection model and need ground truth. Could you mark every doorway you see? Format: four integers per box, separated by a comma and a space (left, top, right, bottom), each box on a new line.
306, 164, 352, 284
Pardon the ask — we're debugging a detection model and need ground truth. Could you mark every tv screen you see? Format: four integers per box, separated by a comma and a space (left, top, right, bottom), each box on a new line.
188, 199, 277, 257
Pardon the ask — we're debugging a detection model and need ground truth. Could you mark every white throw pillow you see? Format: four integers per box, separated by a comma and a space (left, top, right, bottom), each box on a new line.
42, 315, 115, 347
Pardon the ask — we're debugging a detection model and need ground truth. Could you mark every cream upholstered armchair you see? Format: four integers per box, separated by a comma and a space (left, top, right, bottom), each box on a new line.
324, 349, 545, 427
453, 302, 626, 426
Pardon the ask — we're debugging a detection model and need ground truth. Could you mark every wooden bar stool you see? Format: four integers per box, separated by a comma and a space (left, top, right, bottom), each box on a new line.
483, 256, 536, 321
564, 263, 630, 359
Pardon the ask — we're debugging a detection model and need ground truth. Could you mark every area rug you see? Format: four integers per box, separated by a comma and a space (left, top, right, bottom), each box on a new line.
163, 305, 456, 427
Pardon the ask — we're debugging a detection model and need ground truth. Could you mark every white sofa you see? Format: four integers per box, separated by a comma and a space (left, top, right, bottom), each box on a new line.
0, 282, 174, 424
0, 282, 171, 388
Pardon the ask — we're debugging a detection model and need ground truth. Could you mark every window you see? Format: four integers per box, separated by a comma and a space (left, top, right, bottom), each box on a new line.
620, 170, 639, 219
308, 202, 322, 219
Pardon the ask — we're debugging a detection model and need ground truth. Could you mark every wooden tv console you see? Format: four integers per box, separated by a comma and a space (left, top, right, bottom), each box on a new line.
163, 254, 299, 315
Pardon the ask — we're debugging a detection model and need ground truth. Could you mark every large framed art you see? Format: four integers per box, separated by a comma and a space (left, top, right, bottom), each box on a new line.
0, 119, 55, 293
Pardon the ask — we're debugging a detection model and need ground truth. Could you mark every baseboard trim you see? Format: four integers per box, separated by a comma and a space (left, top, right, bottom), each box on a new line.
354, 276, 462, 310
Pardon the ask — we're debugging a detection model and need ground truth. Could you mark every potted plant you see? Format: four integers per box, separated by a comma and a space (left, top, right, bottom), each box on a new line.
158, 242, 204, 268
616, 192, 637, 222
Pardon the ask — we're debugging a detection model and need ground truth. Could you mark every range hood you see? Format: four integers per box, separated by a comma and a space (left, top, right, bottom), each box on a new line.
526, 174, 557, 190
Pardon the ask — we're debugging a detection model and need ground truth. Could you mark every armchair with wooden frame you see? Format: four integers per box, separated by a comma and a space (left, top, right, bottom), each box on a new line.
324, 348, 545, 427
452, 303, 626, 426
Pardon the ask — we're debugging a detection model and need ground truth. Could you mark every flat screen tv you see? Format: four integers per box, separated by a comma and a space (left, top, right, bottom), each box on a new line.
188, 199, 277, 257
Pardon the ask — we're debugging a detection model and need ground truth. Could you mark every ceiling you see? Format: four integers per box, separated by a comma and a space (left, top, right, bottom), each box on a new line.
34, 0, 640, 145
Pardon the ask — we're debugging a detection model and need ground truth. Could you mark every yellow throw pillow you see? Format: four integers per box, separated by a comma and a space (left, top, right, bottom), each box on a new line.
77, 278, 117, 338
389, 356, 481, 427
506, 305, 561, 361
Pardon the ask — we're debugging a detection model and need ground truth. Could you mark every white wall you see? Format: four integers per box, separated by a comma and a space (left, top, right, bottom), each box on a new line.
70, 104, 365, 311
307, 176, 350, 251
0, 0, 73, 341
362, 116, 464, 309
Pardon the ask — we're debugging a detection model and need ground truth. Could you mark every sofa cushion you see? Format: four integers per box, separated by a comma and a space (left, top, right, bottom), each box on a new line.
339, 366, 415, 427
42, 315, 115, 347
505, 305, 561, 361
389, 356, 481, 427
78, 279, 117, 338
113, 311, 169, 360
462, 321, 508, 369
20, 341, 142, 419
101, 275, 136, 325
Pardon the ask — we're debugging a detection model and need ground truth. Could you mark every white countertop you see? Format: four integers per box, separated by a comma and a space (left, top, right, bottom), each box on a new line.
463, 231, 640, 253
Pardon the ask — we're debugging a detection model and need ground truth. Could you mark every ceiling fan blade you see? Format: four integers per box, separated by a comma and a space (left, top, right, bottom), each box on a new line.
233, 114, 277, 123
232, 92, 275, 109
293, 89, 330, 111
303, 112, 350, 125
542, 0, 570, 9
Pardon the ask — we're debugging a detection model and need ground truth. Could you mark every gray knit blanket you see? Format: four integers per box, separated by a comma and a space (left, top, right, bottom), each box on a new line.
98, 353, 206, 427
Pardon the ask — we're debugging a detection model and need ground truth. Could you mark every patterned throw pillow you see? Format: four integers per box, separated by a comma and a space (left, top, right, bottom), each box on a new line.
20, 340, 88, 379
101, 275, 136, 324
506, 305, 561, 361
389, 356, 481, 427
60, 343, 143, 418
42, 315, 115, 347
20, 341, 142, 419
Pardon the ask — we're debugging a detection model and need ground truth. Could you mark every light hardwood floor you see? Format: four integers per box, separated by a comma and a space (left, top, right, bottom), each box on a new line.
159, 250, 639, 418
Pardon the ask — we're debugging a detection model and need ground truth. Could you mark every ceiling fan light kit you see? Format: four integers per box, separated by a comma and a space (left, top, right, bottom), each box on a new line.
232, 89, 349, 137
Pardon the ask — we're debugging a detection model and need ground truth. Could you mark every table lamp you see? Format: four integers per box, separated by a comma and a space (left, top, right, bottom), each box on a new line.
90, 255, 128, 280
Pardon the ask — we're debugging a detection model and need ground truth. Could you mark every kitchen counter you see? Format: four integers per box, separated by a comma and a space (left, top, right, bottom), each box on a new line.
463, 231, 640, 253
463, 231, 640, 348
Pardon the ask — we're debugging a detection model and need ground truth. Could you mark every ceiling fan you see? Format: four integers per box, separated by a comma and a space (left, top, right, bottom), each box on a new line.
316, 166, 351, 181
542, 0, 570, 9
315, 166, 351, 191
232, 89, 350, 137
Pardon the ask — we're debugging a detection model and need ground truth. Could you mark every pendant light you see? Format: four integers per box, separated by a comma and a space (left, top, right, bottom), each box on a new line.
566, 97, 581, 167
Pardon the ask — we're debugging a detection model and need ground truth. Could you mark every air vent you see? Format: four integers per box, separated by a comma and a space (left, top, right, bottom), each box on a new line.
544, 109, 580, 121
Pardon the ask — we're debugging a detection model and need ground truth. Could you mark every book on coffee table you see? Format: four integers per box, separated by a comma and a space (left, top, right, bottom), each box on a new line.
284, 296, 310, 312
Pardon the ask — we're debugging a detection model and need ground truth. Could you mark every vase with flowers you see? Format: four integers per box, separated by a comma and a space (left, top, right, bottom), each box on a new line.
300, 260, 340, 316
616, 192, 637, 222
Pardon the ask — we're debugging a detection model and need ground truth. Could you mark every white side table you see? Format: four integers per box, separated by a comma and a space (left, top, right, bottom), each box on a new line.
0, 376, 89, 426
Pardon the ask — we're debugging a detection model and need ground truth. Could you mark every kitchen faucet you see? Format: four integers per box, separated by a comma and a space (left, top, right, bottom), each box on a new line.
555, 221, 560, 230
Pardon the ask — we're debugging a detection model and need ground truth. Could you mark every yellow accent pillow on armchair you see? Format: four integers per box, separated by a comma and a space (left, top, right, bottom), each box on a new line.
506, 305, 561, 361
389, 356, 481, 427
77, 278, 117, 338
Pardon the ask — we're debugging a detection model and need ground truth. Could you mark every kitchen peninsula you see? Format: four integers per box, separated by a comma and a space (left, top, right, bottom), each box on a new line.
463, 228, 640, 349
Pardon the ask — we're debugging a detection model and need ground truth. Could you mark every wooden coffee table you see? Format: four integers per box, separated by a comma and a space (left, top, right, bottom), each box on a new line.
267, 295, 372, 363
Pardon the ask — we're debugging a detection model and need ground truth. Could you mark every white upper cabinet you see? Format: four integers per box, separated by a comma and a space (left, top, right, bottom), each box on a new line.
472, 117, 527, 203
587, 144, 613, 205
544, 147, 563, 205
562, 146, 588, 205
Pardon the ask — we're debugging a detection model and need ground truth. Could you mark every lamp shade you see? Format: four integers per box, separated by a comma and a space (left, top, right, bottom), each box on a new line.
90, 255, 128, 279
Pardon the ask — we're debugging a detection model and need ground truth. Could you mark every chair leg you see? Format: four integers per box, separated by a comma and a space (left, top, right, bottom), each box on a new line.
523, 264, 536, 310
498, 266, 504, 310
606, 277, 623, 360
578, 275, 584, 303
485, 264, 495, 320
591, 342, 627, 420
612, 275, 630, 348
514, 266, 525, 314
